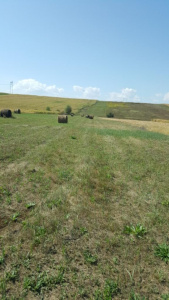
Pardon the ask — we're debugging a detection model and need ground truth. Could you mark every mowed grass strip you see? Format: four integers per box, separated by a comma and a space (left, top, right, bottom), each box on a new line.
0, 114, 169, 299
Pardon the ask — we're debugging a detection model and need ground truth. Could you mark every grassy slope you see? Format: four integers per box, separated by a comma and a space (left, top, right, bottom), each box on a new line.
0, 114, 169, 299
0, 94, 96, 114
0, 94, 169, 121
79, 101, 169, 121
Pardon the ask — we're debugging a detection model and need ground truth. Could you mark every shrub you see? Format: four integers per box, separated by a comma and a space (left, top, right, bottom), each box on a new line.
106, 111, 114, 118
154, 244, 169, 262
65, 105, 72, 115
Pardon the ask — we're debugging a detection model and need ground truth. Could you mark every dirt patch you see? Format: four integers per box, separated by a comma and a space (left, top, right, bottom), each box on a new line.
0, 161, 28, 176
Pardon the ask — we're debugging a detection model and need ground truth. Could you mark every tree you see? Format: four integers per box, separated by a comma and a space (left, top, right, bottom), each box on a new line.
106, 111, 114, 118
65, 105, 72, 115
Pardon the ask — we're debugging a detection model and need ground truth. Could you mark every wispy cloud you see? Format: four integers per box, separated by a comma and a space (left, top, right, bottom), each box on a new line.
108, 88, 140, 102
13, 79, 64, 96
73, 85, 100, 99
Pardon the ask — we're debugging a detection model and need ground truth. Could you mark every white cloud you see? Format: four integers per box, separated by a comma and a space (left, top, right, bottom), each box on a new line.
108, 88, 140, 102
73, 85, 100, 99
13, 79, 64, 96
163, 92, 169, 102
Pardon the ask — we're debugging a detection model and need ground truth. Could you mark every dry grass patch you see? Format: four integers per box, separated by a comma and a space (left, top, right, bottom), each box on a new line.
101, 117, 169, 135
0, 94, 96, 114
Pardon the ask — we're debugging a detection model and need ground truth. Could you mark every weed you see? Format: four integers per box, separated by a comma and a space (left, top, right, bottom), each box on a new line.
0, 249, 5, 265
26, 202, 36, 209
161, 200, 169, 206
0, 187, 11, 199
11, 212, 20, 222
71, 135, 77, 139
124, 224, 147, 238
154, 244, 169, 262
161, 294, 169, 300
129, 291, 147, 299
80, 227, 88, 235
83, 250, 98, 265
46, 197, 62, 209
94, 279, 120, 299
23, 267, 65, 294
6, 267, 19, 283
0, 277, 7, 299
34, 226, 46, 237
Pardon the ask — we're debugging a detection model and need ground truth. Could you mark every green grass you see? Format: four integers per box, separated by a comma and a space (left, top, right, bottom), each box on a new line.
95, 128, 169, 140
0, 114, 169, 299
79, 100, 169, 120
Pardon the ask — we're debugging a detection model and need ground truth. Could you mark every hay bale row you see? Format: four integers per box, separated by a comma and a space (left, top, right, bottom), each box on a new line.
0, 109, 12, 118
85, 114, 94, 119
14, 109, 21, 114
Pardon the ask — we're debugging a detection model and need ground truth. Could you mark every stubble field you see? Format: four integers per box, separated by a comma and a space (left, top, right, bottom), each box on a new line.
0, 114, 169, 299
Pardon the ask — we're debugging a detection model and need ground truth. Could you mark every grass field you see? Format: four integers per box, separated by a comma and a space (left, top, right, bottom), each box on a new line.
0, 94, 96, 114
1, 94, 169, 122
0, 113, 169, 299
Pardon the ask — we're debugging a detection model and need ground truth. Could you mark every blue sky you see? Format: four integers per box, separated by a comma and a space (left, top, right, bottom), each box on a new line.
0, 0, 169, 103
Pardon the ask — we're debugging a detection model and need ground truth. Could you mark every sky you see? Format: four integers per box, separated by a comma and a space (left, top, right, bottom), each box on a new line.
0, 0, 169, 104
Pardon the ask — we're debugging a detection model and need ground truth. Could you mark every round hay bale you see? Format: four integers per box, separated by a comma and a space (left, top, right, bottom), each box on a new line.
14, 109, 21, 114
0, 109, 12, 118
88, 115, 94, 119
58, 115, 68, 123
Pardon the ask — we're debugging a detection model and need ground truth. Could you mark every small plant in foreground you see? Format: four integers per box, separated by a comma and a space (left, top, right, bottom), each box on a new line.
0, 249, 5, 265
80, 227, 88, 235
83, 249, 98, 265
11, 212, 20, 222
26, 202, 36, 209
154, 243, 169, 262
23, 268, 65, 294
129, 291, 147, 299
124, 224, 147, 238
94, 279, 120, 299
5, 267, 19, 282
161, 294, 169, 300
161, 200, 169, 206
0, 277, 7, 299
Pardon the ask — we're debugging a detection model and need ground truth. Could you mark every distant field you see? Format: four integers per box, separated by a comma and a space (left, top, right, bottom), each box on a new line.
0, 114, 169, 299
79, 101, 169, 121
0, 94, 96, 114
0, 94, 169, 121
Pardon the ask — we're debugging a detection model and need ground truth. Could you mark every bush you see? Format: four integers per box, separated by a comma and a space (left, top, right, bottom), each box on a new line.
106, 112, 114, 118
65, 105, 72, 115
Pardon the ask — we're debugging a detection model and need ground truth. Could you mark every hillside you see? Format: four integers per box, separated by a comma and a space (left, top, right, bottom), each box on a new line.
79, 101, 169, 121
0, 94, 96, 114
0, 94, 169, 121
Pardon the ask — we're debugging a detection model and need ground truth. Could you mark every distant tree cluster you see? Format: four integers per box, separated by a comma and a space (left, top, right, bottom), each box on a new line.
106, 111, 114, 118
